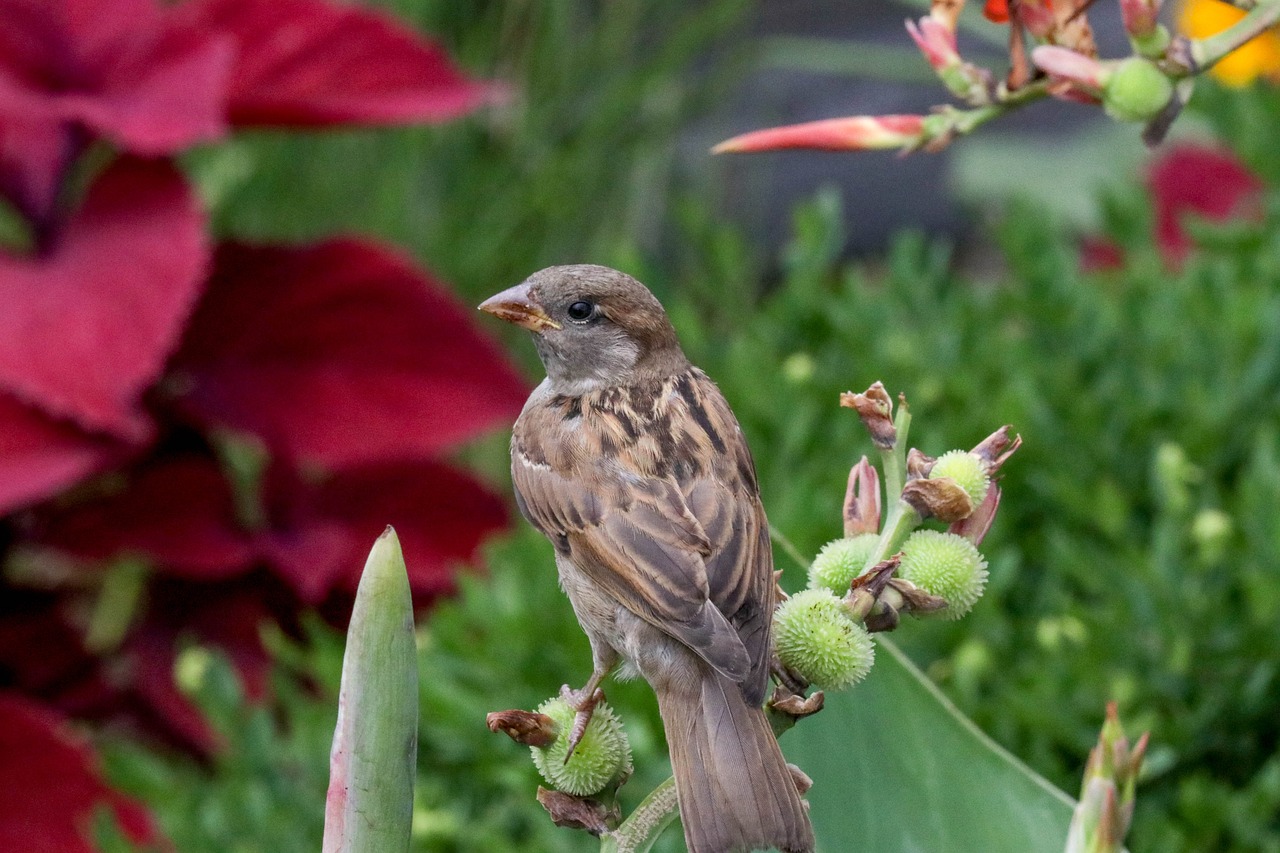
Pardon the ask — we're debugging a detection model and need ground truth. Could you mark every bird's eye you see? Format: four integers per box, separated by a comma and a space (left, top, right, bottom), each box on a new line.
566, 300, 595, 321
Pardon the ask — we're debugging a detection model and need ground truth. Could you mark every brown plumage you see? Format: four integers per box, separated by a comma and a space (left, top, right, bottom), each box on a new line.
480, 264, 814, 853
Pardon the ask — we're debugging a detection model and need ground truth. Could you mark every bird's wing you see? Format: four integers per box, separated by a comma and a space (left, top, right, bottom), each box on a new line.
511, 371, 773, 695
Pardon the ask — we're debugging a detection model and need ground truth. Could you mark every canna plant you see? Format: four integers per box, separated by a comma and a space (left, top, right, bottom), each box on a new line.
478, 382, 1122, 852
711, 0, 1280, 153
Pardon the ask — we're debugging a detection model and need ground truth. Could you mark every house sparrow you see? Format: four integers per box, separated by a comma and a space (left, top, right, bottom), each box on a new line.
479, 265, 814, 853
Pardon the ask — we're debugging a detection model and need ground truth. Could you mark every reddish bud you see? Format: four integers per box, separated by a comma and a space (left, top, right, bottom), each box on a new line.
906, 17, 961, 70
713, 115, 926, 154
843, 457, 882, 536
1120, 0, 1162, 40
1033, 46, 1109, 93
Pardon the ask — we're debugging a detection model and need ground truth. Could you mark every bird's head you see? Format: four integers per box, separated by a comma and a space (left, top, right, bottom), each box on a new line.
479, 264, 688, 393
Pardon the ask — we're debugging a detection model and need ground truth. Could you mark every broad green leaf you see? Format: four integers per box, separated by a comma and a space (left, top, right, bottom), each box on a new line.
788, 638, 1074, 852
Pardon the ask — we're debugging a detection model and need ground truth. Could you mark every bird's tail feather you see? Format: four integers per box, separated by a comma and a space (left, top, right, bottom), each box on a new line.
656, 669, 814, 853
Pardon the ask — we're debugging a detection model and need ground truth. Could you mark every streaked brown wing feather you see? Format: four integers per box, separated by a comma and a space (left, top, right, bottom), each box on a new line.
511, 369, 773, 696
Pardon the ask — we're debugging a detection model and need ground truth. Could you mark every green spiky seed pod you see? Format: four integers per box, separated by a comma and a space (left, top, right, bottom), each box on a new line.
774, 589, 875, 690
898, 530, 988, 620
929, 449, 990, 507
808, 534, 880, 594
530, 697, 632, 797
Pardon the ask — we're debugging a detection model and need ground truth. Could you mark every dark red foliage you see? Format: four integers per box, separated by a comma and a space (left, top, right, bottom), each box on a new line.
0, 693, 158, 851
0, 0, 232, 224
1148, 143, 1264, 265
1080, 143, 1264, 270
0, 157, 208, 441
0, 393, 119, 516
262, 458, 510, 600
167, 240, 527, 469
0, 0, 524, 812
174, 0, 498, 127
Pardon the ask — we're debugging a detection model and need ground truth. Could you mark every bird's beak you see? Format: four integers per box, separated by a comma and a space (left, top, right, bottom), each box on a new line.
477, 283, 562, 332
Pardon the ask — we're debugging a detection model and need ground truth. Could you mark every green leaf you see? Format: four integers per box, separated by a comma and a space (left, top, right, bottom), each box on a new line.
323, 527, 419, 853
787, 638, 1074, 852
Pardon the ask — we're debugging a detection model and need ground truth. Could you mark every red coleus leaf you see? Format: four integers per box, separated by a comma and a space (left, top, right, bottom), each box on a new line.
0, 693, 158, 852
0, 392, 120, 515
0, 157, 208, 440
0, 117, 76, 228
263, 458, 510, 602
1147, 143, 1263, 265
168, 239, 527, 469
31, 450, 507, 603
0, 0, 231, 156
32, 456, 255, 581
122, 578, 279, 753
174, 0, 497, 128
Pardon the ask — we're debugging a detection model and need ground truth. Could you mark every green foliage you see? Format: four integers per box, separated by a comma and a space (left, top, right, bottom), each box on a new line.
198, 0, 751, 304
790, 640, 1074, 851
105, 2, 1280, 850
670, 177, 1280, 849
103, 531, 676, 853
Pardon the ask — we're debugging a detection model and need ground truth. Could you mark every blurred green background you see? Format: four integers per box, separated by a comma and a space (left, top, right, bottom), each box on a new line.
106, 1, 1280, 850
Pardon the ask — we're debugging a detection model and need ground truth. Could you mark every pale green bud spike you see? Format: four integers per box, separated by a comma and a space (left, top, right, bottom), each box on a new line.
323, 527, 417, 853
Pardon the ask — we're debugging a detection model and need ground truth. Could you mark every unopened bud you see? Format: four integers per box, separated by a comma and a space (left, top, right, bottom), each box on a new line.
1104, 58, 1174, 122
843, 456, 882, 536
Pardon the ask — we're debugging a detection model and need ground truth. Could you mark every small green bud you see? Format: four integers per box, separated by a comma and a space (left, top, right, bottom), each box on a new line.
1130, 24, 1171, 58
774, 589, 875, 690
929, 449, 990, 507
898, 530, 988, 620
530, 697, 632, 796
808, 534, 879, 594
1103, 58, 1174, 123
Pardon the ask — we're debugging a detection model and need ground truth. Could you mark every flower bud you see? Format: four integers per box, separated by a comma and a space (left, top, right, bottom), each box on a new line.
929, 449, 991, 506
898, 530, 988, 620
530, 697, 632, 797
808, 534, 880, 595
1104, 58, 1174, 122
774, 589, 875, 690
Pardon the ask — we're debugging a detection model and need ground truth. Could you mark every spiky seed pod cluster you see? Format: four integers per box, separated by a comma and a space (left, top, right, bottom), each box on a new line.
929, 449, 991, 507
530, 697, 632, 797
808, 533, 880, 595
774, 589, 875, 690
898, 530, 988, 620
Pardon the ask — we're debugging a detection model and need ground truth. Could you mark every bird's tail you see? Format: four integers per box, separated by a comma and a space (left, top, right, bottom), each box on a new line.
656, 668, 815, 853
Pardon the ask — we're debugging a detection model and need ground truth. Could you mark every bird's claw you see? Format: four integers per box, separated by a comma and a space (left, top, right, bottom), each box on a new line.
559, 683, 605, 763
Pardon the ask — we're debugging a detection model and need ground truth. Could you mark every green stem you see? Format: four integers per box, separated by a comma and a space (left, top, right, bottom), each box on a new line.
879, 400, 912, 502
865, 499, 923, 570
1189, 0, 1280, 70
601, 778, 680, 853
916, 78, 1054, 150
